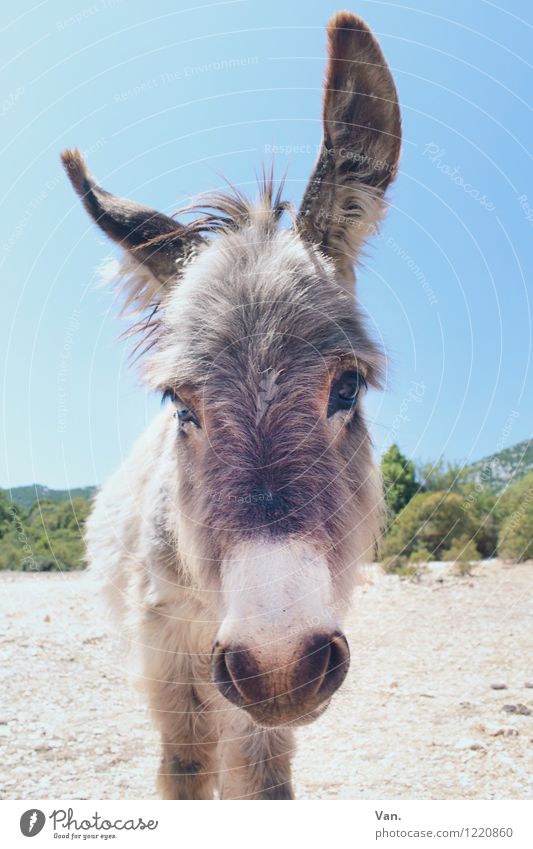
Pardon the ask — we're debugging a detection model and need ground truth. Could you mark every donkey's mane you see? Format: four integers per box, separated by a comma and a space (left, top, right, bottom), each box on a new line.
123, 169, 291, 363
180, 169, 291, 234
141, 168, 290, 252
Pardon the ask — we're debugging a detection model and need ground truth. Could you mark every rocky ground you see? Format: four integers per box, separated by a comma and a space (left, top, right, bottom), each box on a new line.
1, 560, 532, 800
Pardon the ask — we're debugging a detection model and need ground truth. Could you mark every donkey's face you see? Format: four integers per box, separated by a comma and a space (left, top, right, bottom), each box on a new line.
156, 230, 385, 727
63, 12, 401, 727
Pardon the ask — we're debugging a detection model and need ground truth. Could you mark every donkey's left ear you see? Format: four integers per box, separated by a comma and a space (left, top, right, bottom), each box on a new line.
61, 149, 196, 289
297, 12, 401, 287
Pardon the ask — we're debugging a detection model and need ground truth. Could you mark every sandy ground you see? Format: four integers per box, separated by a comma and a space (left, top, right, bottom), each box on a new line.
1, 560, 532, 800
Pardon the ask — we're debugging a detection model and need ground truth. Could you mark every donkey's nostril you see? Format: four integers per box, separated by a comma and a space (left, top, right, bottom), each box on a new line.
320, 631, 350, 698
212, 643, 261, 707
212, 644, 242, 706
293, 631, 350, 703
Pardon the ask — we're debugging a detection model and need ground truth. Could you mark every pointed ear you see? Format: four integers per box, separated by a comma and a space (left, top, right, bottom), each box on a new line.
297, 12, 401, 286
61, 149, 196, 287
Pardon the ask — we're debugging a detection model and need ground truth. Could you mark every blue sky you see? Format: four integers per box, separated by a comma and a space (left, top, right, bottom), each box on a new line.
1, 0, 532, 488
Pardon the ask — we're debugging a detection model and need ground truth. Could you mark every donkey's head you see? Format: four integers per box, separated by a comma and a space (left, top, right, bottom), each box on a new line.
63, 13, 400, 728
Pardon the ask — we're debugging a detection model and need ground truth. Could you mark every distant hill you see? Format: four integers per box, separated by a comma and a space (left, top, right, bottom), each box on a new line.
467, 438, 533, 491
4, 484, 97, 512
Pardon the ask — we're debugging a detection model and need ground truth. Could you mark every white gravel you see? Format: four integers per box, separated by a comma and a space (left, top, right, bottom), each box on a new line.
1, 560, 532, 799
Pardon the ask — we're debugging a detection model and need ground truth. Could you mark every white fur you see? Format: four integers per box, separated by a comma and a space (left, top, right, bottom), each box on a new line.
217, 539, 338, 659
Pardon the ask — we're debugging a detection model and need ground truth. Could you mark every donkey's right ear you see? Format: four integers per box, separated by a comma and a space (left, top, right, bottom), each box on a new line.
297, 13, 401, 288
61, 149, 195, 287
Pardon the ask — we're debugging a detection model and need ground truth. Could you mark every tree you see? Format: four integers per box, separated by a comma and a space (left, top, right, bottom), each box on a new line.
381, 444, 418, 517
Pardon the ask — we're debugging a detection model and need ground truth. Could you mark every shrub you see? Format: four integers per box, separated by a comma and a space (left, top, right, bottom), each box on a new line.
381, 554, 408, 574
443, 534, 481, 563
408, 547, 433, 564
31, 556, 60, 572
0, 490, 15, 538
382, 491, 479, 561
0, 497, 91, 571
460, 483, 499, 558
26, 497, 91, 532
381, 554, 422, 580
497, 470, 533, 516
498, 516, 533, 562
0, 538, 25, 570
453, 560, 475, 577
497, 473, 533, 561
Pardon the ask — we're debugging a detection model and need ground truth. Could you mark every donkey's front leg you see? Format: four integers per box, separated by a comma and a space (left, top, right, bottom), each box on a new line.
153, 679, 219, 800
142, 613, 218, 799
218, 712, 295, 799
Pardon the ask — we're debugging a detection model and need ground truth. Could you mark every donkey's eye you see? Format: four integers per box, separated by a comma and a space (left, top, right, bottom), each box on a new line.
328, 370, 366, 417
175, 406, 199, 427
162, 389, 200, 428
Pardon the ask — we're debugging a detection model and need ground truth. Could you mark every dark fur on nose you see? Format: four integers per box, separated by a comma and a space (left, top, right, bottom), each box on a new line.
212, 632, 350, 724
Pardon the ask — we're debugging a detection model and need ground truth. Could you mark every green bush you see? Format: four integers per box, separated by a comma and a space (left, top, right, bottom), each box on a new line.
497, 471, 533, 514
408, 547, 433, 564
381, 554, 422, 580
453, 561, 475, 577
497, 472, 533, 562
0, 497, 91, 571
382, 491, 480, 561
0, 538, 25, 570
444, 534, 481, 563
460, 483, 499, 557
0, 490, 15, 538
382, 554, 408, 574
26, 497, 91, 532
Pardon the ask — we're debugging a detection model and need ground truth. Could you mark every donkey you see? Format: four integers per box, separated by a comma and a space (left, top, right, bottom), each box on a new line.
62, 11, 401, 799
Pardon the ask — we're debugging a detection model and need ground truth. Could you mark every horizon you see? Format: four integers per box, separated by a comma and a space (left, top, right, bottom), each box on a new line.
1, 0, 532, 488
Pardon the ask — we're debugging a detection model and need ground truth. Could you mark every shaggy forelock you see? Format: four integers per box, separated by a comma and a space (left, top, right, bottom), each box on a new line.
144, 206, 384, 393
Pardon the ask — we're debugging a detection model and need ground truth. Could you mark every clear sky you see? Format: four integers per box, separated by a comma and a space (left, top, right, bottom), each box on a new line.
1, 0, 532, 489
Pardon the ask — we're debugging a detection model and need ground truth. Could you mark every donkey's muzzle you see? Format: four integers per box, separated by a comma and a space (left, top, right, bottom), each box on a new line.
211, 631, 350, 726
